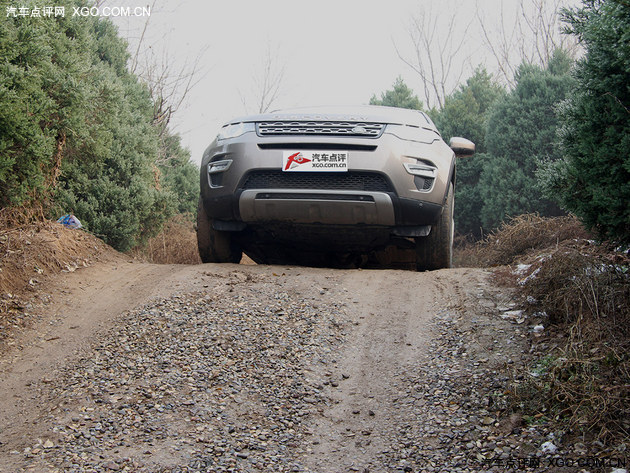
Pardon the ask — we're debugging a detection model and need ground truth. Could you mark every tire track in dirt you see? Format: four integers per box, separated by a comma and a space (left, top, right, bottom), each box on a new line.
304, 269, 479, 472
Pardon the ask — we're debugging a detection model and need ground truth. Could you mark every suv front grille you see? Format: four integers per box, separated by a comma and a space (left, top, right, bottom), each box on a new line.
241, 171, 393, 193
257, 121, 385, 137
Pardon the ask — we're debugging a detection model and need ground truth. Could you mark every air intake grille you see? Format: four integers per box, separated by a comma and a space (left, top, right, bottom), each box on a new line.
414, 176, 435, 191
257, 121, 385, 137
242, 171, 393, 193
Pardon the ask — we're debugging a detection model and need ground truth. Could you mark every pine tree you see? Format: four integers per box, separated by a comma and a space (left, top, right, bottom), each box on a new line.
540, 0, 630, 244
370, 77, 423, 110
478, 50, 575, 230
431, 68, 505, 237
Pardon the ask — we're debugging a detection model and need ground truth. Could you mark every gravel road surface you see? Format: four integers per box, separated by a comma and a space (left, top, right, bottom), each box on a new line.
0, 262, 596, 472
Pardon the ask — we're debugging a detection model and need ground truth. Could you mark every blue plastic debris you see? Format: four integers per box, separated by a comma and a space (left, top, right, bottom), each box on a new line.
57, 214, 83, 229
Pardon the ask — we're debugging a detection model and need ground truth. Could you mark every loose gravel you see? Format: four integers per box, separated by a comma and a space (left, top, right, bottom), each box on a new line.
12, 275, 349, 472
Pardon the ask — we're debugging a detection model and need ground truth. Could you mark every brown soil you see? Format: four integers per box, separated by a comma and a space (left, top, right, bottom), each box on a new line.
0, 221, 119, 351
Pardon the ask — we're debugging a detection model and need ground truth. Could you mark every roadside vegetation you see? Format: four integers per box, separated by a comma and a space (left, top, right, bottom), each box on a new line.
455, 214, 630, 448
372, 0, 630, 452
129, 213, 201, 265
373, 2, 628, 247
0, 0, 198, 252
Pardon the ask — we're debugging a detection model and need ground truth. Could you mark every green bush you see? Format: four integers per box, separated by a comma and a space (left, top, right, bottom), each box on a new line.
539, 0, 630, 245
479, 50, 574, 230
0, 0, 198, 251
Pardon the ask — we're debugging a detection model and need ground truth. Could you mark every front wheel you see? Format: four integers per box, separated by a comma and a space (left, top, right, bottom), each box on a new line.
415, 185, 454, 271
197, 198, 242, 263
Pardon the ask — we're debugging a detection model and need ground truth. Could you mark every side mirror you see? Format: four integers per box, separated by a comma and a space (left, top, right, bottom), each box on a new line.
449, 137, 475, 157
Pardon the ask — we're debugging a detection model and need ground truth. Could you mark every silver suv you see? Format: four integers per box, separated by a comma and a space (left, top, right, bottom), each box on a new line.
197, 105, 474, 270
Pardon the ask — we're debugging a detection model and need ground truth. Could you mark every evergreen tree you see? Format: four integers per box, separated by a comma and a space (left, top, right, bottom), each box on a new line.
51, 12, 174, 251
0, 2, 78, 207
0, 0, 198, 251
157, 132, 199, 216
431, 68, 505, 237
540, 0, 630, 244
370, 77, 423, 110
432, 67, 504, 154
478, 50, 575, 230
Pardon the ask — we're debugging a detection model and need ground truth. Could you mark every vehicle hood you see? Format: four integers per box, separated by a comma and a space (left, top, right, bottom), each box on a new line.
224, 105, 433, 129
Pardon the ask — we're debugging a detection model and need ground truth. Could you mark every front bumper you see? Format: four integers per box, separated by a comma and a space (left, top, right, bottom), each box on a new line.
239, 189, 396, 225
200, 130, 454, 228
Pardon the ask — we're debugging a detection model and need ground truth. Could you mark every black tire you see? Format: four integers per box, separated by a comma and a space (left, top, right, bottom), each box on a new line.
415, 185, 454, 271
197, 198, 242, 263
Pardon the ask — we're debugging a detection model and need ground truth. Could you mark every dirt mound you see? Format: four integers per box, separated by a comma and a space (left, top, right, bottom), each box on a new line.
0, 218, 121, 346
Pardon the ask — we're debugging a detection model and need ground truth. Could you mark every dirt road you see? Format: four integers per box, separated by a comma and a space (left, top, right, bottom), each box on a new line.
0, 260, 540, 472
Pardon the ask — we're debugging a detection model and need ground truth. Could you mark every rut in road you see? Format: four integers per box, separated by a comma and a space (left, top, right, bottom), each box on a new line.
305, 268, 472, 472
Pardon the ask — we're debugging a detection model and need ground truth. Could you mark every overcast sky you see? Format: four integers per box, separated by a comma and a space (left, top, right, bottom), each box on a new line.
109, 0, 576, 164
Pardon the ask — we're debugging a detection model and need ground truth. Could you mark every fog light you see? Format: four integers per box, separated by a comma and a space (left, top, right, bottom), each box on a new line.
207, 159, 232, 174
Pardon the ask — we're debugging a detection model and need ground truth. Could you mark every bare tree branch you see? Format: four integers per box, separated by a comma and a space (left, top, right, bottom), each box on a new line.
100, 0, 209, 168
476, 0, 580, 86
395, 1, 473, 110
137, 45, 208, 133
129, 0, 156, 74
240, 40, 286, 114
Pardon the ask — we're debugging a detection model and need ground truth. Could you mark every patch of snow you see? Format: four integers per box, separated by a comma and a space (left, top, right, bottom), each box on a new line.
519, 267, 541, 286
540, 441, 557, 454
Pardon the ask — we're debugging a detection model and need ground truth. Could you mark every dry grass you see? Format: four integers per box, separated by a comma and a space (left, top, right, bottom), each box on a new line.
130, 214, 258, 265
454, 214, 590, 268
475, 213, 630, 444
129, 214, 201, 265
513, 242, 630, 442
453, 234, 484, 268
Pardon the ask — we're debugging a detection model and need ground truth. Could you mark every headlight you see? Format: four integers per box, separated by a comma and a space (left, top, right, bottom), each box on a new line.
385, 124, 439, 144
217, 122, 255, 141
